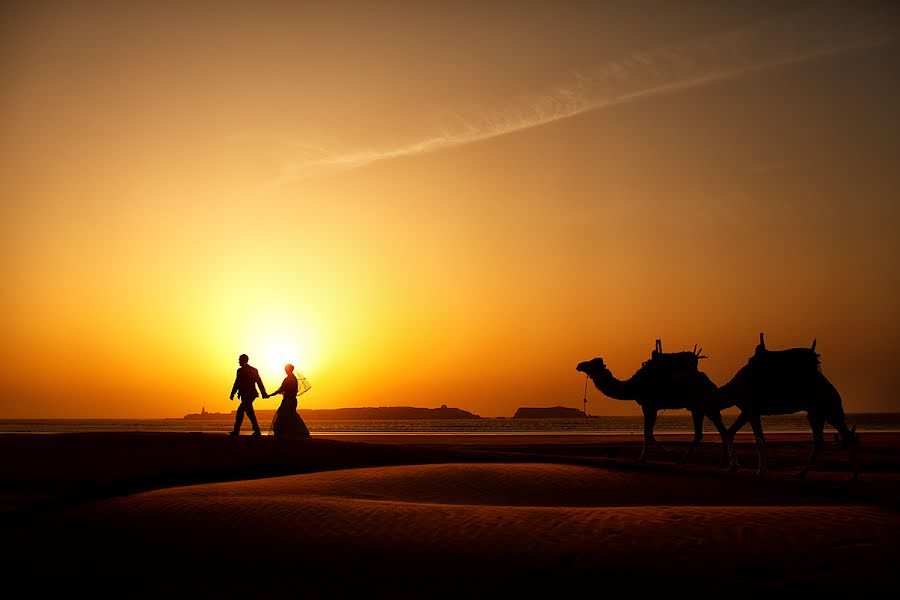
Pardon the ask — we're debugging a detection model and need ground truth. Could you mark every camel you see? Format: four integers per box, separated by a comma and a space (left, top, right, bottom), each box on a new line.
719, 334, 858, 479
576, 340, 732, 465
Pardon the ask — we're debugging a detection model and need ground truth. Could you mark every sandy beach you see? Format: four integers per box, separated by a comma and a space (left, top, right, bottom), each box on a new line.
2, 432, 899, 598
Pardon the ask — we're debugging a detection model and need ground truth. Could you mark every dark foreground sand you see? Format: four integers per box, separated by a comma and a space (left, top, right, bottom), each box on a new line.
2, 432, 899, 598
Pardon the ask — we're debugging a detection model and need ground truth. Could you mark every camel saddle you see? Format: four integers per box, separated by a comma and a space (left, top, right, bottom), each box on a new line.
750, 347, 820, 373
750, 333, 820, 367
644, 350, 700, 372
747, 334, 822, 393
641, 339, 704, 373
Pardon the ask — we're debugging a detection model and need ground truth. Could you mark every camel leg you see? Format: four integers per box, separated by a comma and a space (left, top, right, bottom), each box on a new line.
679, 410, 704, 465
829, 419, 860, 481
795, 412, 825, 480
749, 416, 767, 478
707, 411, 731, 468
638, 406, 657, 463
820, 373, 859, 480
727, 412, 750, 472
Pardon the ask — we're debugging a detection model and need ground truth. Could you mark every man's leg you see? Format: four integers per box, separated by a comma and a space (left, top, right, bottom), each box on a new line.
245, 401, 262, 435
231, 402, 246, 434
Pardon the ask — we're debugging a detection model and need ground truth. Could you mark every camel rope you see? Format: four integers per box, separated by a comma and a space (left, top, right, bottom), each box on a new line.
582, 373, 590, 424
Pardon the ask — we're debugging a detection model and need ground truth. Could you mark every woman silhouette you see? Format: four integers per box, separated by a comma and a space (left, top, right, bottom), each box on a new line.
268, 364, 311, 438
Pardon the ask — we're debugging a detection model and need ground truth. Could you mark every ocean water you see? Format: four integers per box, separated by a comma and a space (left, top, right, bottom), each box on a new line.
1, 413, 898, 434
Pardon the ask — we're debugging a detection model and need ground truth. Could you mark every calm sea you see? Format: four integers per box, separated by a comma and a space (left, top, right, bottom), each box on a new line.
1, 413, 898, 434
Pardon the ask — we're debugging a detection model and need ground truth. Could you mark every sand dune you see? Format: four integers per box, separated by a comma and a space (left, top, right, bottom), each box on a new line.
10, 462, 899, 597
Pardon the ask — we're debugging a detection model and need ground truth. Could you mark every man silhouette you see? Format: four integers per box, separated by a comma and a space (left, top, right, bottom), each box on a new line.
229, 354, 267, 436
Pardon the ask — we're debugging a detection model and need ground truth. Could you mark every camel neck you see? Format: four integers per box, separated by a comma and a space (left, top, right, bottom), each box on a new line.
588, 371, 635, 401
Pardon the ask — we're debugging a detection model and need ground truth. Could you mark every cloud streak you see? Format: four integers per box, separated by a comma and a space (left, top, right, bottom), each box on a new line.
248, 6, 900, 185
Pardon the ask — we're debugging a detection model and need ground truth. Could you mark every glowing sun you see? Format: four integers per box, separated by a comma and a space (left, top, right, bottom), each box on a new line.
262, 340, 303, 375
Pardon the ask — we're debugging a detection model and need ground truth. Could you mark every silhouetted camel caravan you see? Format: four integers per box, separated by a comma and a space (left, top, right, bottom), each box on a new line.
719, 334, 859, 479
577, 340, 732, 465
578, 334, 859, 479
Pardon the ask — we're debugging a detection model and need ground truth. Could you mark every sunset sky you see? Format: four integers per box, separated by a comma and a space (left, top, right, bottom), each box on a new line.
1, 1, 899, 418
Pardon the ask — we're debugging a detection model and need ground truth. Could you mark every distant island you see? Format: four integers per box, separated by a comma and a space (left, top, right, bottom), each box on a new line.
175, 407, 232, 420
512, 406, 587, 419
176, 405, 481, 421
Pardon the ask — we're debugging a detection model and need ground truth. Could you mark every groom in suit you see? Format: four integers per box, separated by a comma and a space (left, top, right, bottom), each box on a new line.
229, 353, 268, 436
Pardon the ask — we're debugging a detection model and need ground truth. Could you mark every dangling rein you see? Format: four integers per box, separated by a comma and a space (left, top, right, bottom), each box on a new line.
582, 372, 590, 424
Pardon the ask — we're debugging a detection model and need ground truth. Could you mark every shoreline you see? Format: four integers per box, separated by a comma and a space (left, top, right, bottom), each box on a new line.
4, 422, 899, 436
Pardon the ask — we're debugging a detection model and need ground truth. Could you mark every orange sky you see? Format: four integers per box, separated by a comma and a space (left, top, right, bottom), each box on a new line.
1, 1, 899, 418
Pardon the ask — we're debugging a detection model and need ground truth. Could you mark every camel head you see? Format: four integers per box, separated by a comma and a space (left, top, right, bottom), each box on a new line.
576, 357, 610, 379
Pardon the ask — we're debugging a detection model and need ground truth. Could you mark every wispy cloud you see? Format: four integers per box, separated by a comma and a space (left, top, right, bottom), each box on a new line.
241, 6, 900, 185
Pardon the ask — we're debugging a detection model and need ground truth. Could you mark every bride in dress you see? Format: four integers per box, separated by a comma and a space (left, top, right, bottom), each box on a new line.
267, 364, 311, 438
